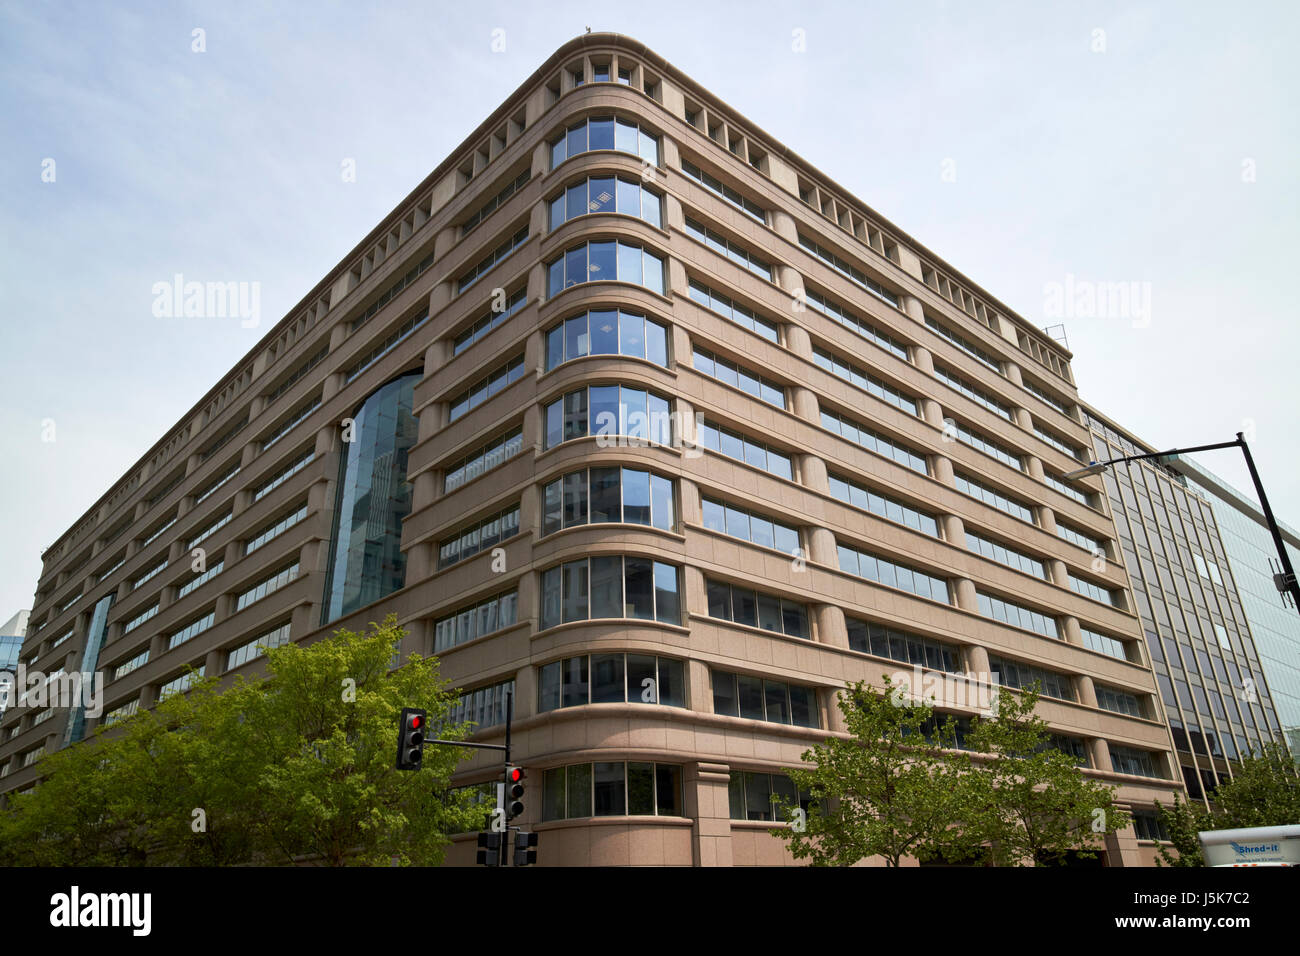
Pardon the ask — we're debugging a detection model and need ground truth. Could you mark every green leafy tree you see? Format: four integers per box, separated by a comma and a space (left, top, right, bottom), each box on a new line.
0, 615, 480, 866
965, 683, 1129, 866
776, 675, 989, 867
1155, 741, 1300, 866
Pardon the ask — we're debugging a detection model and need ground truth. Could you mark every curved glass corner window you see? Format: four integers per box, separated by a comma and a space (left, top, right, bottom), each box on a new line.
322, 372, 420, 623
538, 653, 686, 712
546, 240, 665, 297
549, 115, 660, 169
550, 176, 662, 231
539, 556, 681, 630
543, 467, 676, 535
543, 385, 672, 450
545, 309, 669, 370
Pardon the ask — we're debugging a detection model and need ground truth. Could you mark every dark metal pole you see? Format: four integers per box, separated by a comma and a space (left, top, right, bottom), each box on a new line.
1235, 434, 1300, 613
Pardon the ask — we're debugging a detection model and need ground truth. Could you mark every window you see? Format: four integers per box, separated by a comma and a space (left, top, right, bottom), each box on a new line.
538, 654, 685, 710
438, 505, 521, 568
701, 498, 799, 555
696, 419, 793, 480
112, 647, 150, 681
141, 515, 177, 548
934, 364, 1012, 420
194, 461, 241, 505
1044, 471, 1098, 509
685, 218, 772, 281
1056, 521, 1104, 554
120, 603, 158, 635
1033, 423, 1083, 461
543, 468, 675, 535
344, 311, 430, 384
976, 591, 1059, 639
348, 252, 435, 332
1109, 745, 1161, 777
462, 169, 530, 235
1069, 573, 1118, 606
705, 578, 809, 639
434, 591, 518, 653
543, 385, 672, 449
264, 344, 329, 406
845, 618, 962, 672
187, 511, 232, 550
828, 474, 939, 537
226, 621, 292, 671
546, 240, 665, 296
542, 762, 682, 819
444, 428, 524, 493
322, 373, 420, 624
261, 395, 321, 452
966, 530, 1046, 579
253, 449, 315, 502
802, 286, 908, 360
549, 175, 662, 230
712, 670, 818, 727
838, 543, 950, 603
1096, 684, 1144, 717
176, 560, 224, 600
1132, 809, 1171, 842
540, 557, 681, 630
549, 115, 660, 168
100, 702, 137, 729
687, 279, 779, 342
1022, 377, 1073, 417
694, 347, 785, 407
988, 655, 1074, 701
797, 234, 898, 307
545, 309, 669, 370
680, 158, 765, 221
235, 563, 299, 612
168, 612, 215, 650
812, 347, 917, 415
953, 471, 1035, 524
449, 679, 515, 729
452, 289, 528, 356
50, 628, 73, 649
925, 316, 1002, 373
457, 225, 529, 293
244, 503, 308, 556
1080, 626, 1131, 661
820, 409, 927, 474
727, 771, 813, 822
951, 420, 1023, 471
447, 356, 526, 421
132, 559, 167, 591
158, 665, 206, 701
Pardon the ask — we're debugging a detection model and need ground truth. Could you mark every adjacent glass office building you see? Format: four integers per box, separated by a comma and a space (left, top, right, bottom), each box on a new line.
1082, 406, 1290, 801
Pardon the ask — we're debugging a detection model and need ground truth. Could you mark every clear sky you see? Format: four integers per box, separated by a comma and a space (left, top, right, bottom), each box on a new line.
2, 0, 1297, 621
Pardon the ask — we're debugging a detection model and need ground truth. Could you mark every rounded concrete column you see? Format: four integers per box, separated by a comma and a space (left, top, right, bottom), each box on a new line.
1076, 673, 1098, 708
770, 208, 797, 243
953, 577, 979, 613
784, 321, 812, 359
912, 344, 934, 374
1062, 616, 1083, 646
813, 602, 848, 648
678, 477, 702, 527
807, 525, 838, 567
931, 454, 955, 486
941, 513, 965, 543
901, 294, 925, 324
798, 453, 829, 495
921, 397, 945, 428
791, 385, 819, 424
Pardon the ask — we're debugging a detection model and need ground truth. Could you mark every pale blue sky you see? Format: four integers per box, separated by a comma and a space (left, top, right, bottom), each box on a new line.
2, 0, 1298, 619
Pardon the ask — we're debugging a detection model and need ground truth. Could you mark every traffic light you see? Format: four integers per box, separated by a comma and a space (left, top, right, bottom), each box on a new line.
396, 707, 425, 771
513, 830, 538, 867
476, 831, 501, 866
505, 765, 525, 820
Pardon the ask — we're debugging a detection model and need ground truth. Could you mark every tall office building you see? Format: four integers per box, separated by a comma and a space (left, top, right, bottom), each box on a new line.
0, 612, 27, 722
0, 34, 1185, 864
1080, 407, 1291, 802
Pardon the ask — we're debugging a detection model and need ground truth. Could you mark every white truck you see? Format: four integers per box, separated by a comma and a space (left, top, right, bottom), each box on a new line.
1198, 825, 1300, 866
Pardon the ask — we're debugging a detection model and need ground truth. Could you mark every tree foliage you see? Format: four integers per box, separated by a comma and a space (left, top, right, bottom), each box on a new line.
0, 616, 481, 866
777, 676, 988, 866
964, 684, 1128, 866
1155, 741, 1300, 866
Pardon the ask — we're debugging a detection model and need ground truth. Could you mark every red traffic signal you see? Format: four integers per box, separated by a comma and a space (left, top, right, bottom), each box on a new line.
396, 707, 426, 771
505, 765, 525, 819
